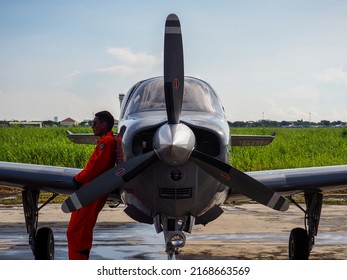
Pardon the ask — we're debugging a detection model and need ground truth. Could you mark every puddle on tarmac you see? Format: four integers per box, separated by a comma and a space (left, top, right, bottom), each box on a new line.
1, 220, 347, 260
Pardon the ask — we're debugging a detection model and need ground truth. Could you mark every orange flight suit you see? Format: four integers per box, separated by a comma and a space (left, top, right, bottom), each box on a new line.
67, 131, 117, 260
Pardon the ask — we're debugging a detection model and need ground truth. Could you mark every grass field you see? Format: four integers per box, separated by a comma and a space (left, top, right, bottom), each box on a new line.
1, 126, 347, 171
230, 127, 347, 171
0, 126, 94, 168
1, 126, 347, 204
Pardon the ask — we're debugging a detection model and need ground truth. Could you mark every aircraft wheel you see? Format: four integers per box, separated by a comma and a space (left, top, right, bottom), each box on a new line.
288, 227, 309, 260
35, 227, 55, 260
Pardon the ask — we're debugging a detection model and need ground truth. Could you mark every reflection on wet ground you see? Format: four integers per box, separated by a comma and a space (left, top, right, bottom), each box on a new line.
1, 221, 347, 260
0, 223, 166, 260
1, 204, 346, 260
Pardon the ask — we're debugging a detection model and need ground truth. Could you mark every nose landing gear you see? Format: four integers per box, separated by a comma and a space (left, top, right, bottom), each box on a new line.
165, 231, 186, 260
154, 214, 194, 260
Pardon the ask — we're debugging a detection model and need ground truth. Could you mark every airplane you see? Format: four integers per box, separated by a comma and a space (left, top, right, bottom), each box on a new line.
1, 13, 347, 260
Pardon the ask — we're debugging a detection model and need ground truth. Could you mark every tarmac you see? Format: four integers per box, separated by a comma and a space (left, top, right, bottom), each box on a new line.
0, 203, 347, 260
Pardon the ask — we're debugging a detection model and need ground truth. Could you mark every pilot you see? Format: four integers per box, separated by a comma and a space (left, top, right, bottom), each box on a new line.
66, 110, 117, 260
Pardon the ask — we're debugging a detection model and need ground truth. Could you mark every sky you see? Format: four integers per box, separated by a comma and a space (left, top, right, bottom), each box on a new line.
1, 0, 347, 122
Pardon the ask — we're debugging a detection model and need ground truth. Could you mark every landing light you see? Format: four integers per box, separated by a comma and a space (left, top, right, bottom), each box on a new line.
169, 233, 185, 247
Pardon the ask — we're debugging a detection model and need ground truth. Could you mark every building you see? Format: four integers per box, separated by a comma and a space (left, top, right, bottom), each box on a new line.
60, 117, 78, 127
9, 121, 43, 128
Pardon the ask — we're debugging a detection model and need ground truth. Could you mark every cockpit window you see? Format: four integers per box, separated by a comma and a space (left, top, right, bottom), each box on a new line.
122, 77, 225, 117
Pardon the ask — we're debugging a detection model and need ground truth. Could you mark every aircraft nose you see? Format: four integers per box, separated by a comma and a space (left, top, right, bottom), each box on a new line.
153, 123, 195, 166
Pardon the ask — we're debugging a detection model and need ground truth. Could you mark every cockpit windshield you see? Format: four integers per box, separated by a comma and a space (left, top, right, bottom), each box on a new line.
122, 77, 225, 117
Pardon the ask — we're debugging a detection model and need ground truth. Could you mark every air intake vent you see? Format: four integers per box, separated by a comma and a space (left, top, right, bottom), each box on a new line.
159, 187, 193, 199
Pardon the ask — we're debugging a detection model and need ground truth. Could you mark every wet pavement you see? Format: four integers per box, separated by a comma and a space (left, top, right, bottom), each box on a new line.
0, 204, 346, 260
0, 222, 166, 260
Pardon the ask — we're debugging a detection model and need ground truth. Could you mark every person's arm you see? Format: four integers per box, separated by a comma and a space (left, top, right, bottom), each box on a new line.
74, 138, 116, 185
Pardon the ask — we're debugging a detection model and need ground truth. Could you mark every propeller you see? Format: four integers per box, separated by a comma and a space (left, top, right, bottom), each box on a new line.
190, 150, 289, 211
62, 13, 289, 214
61, 151, 157, 213
164, 13, 184, 124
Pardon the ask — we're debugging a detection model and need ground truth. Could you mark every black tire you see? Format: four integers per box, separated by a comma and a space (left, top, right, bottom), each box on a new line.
288, 227, 310, 260
35, 227, 55, 260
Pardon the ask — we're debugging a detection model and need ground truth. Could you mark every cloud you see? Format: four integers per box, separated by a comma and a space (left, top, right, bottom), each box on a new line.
316, 66, 347, 85
68, 70, 82, 78
264, 99, 316, 121
284, 85, 320, 100
95, 65, 137, 75
106, 47, 161, 66
95, 47, 161, 75
254, 84, 321, 121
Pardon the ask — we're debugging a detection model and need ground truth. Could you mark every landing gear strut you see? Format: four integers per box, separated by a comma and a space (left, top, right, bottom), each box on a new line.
154, 214, 194, 259
165, 230, 186, 260
288, 192, 323, 260
22, 190, 57, 260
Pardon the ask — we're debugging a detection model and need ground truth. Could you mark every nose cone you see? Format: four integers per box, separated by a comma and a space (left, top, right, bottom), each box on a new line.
153, 123, 195, 166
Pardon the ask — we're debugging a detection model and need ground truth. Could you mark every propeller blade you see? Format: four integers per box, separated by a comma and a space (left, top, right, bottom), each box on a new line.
61, 151, 157, 213
164, 13, 184, 124
190, 150, 289, 211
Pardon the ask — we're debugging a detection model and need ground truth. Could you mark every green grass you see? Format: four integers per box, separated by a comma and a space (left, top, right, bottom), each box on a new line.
1, 126, 347, 204
0, 126, 94, 168
230, 127, 347, 171
2, 126, 347, 170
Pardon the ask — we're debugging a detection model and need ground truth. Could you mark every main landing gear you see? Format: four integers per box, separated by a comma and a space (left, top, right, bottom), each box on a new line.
22, 190, 57, 260
288, 192, 323, 260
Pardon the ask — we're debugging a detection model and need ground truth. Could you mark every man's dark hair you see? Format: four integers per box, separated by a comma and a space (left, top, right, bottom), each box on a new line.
95, 111, 114, 131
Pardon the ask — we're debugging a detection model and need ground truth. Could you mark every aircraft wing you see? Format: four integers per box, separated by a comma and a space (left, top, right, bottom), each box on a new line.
0, 161, 80, 195
227, 165, 347, 202
230, 133, 275, 146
